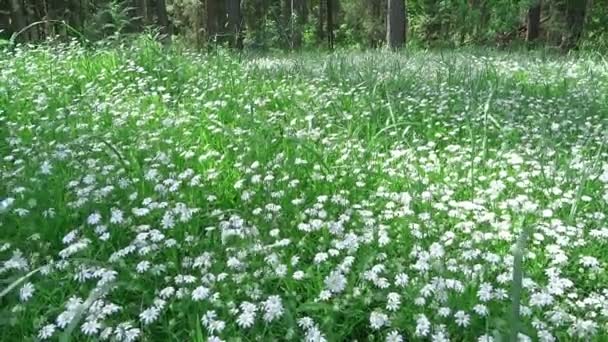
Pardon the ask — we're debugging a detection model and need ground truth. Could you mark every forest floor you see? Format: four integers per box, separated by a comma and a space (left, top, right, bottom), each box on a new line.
1, 39, 608, 341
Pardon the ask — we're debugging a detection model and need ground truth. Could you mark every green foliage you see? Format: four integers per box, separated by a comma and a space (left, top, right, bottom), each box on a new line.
4, 0, 608, 50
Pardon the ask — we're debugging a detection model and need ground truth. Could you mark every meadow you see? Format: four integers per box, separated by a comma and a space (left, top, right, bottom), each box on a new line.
1, 38, 608, 341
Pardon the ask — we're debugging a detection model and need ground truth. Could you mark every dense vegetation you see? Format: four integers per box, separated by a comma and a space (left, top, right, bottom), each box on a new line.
1, 37, 608, 341
1, 0, 608, 51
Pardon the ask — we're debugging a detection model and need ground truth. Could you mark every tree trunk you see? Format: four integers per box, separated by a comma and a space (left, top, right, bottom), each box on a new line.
9, 0, 28, 41
317, 0, 325, 44
243, 0, 265, 47
136, 0, 151, 29
326, 0, 334, 49
48, 0, 68, 38
68, 0, 83, 32
562, 0, 587, 50
527, 1, 541, 41
292, 0, 306, 48
367, 0, 384, 47
387, 0, 406, 49
282, 0, 291, 48
81, 0, 89, 26
226, 0, 242, 48
155, 0, 171, 42
0, 4, 12, 38
206, 0, 219, 42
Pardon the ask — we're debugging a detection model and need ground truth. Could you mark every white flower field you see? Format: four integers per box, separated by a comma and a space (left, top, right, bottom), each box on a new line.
1, 39, 608, 341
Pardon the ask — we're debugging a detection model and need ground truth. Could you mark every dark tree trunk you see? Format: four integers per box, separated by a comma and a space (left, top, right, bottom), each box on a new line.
68, 0, 83, 32
317, 0, 325, 43
292, 0, 306, 48
527, 1, 541, 41
367, 0, 384, 47
9, 0, 28, 41
48, 0, 68, 38
25, 0, 41, 41
155, 0, 171, 42
562, 0, 587, 50
282, 0, 291, 48
326, 0, 334, 49
226, 0, 242, 48
206, 0, 220, 42
243, 0, 265, 47
387, 0, 406, 49
0, 5, 11, 38
81, 0, 89, 26
136, 0, 152, 29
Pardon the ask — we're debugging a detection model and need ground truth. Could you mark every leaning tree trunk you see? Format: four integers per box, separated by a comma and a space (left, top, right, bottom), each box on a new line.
387, 0, 406, 49
226, 0, 242, 48
527, 1, 541, 41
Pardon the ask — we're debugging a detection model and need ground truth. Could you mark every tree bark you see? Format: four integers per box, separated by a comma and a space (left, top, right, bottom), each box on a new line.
387, 0, 406, 49
67, 0, 83, 32
292, 0, 306, 48
206, 0, 219, 42
0, 5, 12, 38
562, 0, 587, 50
326, 0, 334, 49
317, 0, 325, 44
243, 0, 265, 47
9, 0, 28, 41
527, 1, 541, 41
155, 0, 171, 42
136, 0, 152, 29
226, 0, 242, 48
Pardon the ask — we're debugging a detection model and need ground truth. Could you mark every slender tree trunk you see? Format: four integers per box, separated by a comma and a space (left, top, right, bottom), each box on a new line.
81, 0, 89, 27
326, 0, 334, 49
292, 0, 306, 48
155, 0, 171, 42
281, 0, 291, 48
527, 1, 541, 41
9, 0, 28, 41
317, 0, 325, 43
43, 0, 53, 38
387, 0, 406, 49
244, 0, 265, 47
226, 0, 242, 48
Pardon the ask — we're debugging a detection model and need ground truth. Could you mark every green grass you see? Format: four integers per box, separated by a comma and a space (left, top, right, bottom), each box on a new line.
1, 37, 608, 341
